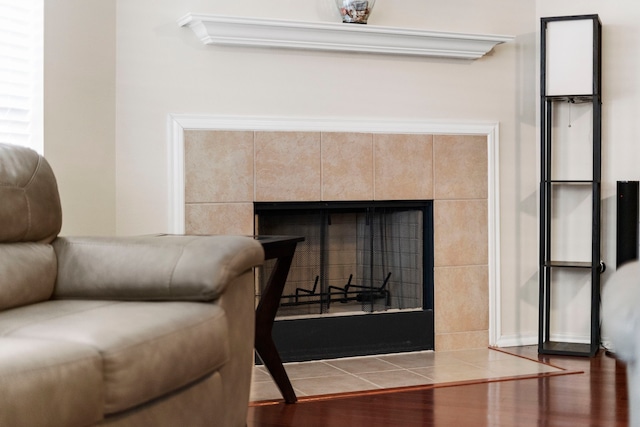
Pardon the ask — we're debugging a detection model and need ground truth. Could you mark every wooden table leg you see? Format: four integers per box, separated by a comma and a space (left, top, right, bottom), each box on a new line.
255, 244, 298, 404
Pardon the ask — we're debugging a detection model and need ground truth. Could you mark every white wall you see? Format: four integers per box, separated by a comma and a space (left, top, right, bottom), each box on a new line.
44, 0, 116, 235
537, 1, 640, 343
43, 0, 116, 236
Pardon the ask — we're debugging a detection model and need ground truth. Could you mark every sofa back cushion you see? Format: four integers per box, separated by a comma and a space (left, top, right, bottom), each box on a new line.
0, 143, 62, 244
0, 244, 57, 311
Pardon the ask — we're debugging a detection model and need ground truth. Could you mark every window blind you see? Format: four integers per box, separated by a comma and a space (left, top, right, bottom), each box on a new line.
0, 0, 42, 152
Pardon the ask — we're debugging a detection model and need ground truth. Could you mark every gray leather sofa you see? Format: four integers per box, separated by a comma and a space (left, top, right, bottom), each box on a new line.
0, 143, 264, 427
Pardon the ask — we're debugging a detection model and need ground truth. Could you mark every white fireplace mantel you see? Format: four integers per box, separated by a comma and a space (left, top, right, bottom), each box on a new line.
178, 13, 514, 60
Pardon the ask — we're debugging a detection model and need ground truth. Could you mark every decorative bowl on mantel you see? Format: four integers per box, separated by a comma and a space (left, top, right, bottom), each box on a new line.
335, 0, 376, 24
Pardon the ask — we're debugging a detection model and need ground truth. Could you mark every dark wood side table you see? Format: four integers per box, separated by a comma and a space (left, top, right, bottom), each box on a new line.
254, 235, 304, 404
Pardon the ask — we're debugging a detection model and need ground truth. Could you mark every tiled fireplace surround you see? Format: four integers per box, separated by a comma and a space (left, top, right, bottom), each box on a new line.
183, 130, 489, 352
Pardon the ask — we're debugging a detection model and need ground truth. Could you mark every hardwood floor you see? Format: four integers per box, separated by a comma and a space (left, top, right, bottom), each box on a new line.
247, 346, 629, 427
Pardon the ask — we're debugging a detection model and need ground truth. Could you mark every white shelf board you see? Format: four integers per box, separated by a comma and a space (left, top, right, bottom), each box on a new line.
178, 13, 514, 60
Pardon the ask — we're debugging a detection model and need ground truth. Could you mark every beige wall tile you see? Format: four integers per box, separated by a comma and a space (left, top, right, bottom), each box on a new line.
321, 132, 373, 201
435, 331, 489, 352
184, 129, 491, 353
434, 200, 488, 267
435, 266, 489, 334
434, 135, 487, 200
185, 203, 254, 235
374, 134, 433, 200
184, 130, 254, 203
255, 131, 321, 202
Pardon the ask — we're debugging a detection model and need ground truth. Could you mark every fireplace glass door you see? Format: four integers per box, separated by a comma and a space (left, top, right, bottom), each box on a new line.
255, 201, 434, 361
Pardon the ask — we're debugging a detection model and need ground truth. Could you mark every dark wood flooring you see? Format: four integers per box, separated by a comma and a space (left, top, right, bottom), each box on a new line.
247, 346, 629, 427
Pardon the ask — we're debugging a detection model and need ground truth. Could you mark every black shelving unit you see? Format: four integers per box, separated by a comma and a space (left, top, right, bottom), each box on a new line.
539, 15, 603, 357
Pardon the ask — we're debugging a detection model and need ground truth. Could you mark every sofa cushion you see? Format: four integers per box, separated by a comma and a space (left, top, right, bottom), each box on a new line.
0, 243, 56, 311
0, 337, 103, 427
0, 143, 62, 244
0, 300, 230, 414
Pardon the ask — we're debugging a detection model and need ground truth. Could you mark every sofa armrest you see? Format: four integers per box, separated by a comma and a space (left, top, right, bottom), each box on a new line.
52, 235, 264, 301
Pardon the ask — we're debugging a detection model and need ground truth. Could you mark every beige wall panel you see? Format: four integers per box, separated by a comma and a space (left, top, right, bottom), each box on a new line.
185, 203, 254, 235
434, 200, 488, 267
434, 135, 487, 200
255, 132, 321, 202
435, 331, 489, 352
321, 132, 374, 201
184, 130, 254, 203
435, 266, 489, 334
374, 134, 433, 200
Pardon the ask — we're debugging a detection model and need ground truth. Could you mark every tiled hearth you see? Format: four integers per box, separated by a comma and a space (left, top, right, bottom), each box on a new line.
183, 130, 488, 351
249, 348, 562, 402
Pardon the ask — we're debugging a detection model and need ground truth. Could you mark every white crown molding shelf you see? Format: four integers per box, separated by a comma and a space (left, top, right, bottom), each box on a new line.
178, 13, 514, 60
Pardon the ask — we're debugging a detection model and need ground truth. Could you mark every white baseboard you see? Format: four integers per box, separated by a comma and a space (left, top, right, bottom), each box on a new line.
495, 333, 538, 348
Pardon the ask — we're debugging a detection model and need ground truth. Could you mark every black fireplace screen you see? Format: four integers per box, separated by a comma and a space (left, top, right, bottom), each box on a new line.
255, 201, 430, 319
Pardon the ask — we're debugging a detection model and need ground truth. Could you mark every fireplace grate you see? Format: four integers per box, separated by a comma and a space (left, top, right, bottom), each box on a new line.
281, 272, 392, 308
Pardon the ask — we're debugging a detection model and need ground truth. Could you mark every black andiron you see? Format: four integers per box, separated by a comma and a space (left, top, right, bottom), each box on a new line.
281, 272, 392, 309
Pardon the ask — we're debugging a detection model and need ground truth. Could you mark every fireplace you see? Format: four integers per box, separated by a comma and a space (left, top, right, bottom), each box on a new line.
255, 200, 434, 361
179, 124, 492, 353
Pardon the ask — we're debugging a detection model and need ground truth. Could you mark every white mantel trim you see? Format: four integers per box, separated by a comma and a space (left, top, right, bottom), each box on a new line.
167, 114, 502, 347
178, 13, 514, 60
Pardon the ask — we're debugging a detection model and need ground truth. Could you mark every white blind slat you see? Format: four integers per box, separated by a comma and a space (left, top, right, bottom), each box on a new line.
0, 0, 43, 152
